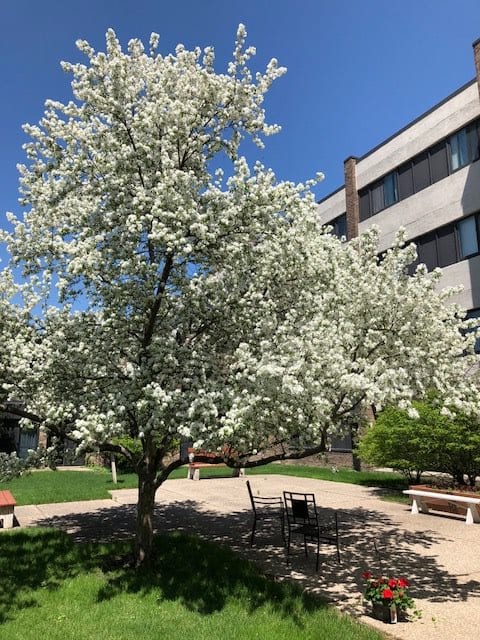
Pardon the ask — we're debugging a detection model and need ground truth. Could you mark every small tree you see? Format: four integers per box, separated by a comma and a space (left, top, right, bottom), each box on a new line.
1, 27, 478, 565
358, 400, 480, 486
357, 404, 439, 482
430, 411, 480, 486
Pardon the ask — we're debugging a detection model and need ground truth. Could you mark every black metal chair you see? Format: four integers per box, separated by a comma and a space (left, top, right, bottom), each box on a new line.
246, 480, 285, 546
283, 491, 340, 571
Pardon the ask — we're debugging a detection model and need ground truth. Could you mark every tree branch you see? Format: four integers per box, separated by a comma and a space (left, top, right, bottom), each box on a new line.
142, 253, 174, 349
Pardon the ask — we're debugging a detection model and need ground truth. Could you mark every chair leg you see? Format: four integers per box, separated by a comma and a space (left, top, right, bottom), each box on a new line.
250, 516, 257, 547
280, 514, 286, 547
303, 535, 308, 557
335, 513, 340, 562
286, 531, 291, 565
315, 535, 320, 572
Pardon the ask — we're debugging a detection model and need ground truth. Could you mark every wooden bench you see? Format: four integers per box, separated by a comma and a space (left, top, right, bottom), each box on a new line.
0, 490, 16, 529
187, 448, 245, 481
403, 489, 480, 524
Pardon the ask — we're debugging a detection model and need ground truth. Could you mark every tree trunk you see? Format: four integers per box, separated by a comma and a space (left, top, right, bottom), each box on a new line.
134, 459, 158, 567
350, 424, 362, 471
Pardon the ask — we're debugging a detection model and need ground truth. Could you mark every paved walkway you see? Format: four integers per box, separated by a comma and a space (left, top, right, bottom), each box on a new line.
14, 474, 480, 640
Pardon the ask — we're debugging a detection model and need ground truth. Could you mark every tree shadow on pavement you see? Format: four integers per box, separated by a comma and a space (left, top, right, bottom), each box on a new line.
28, 496, 480, 614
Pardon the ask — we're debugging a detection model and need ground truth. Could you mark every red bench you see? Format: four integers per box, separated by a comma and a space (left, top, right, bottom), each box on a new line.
187, 448, 245, 481
0, 490, 16, 529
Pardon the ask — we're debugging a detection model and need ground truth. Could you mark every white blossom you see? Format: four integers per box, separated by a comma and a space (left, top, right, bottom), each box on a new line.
0, 25, 478, 486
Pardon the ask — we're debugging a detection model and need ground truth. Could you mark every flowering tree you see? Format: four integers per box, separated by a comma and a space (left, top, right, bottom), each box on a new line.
1, 27, 478, 565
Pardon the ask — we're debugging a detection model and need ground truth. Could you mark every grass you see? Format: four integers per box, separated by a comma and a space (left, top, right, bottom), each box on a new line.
248, 464, 407, 490
0, 527, 386, 640
0, 468, 138, 505
0, 464, 408, 506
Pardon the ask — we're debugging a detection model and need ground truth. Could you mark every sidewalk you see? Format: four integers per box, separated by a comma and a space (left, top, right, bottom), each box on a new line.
14, 474, 480, 640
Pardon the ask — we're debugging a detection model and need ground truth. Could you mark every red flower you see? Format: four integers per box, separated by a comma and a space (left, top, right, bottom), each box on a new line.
388, 578, 397, 588
362, 571, 372, 580
397, 578, 409, 588
382, 589, 394, 600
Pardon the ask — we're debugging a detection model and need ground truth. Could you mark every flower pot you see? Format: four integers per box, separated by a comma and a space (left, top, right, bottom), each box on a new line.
371, 603, 398, 623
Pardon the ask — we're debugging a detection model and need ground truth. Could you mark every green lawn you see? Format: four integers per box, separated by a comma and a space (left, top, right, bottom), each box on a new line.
0, 468, 138, 505
0, 464, 408, 506
0, 528, 385, 640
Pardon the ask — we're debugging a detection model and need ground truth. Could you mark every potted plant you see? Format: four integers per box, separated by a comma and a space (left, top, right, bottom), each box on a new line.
362, 572, 421, 623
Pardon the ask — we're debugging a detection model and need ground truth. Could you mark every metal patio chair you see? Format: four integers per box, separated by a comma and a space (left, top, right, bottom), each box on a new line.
246, 480, 285, 546
283, 491, 340, 571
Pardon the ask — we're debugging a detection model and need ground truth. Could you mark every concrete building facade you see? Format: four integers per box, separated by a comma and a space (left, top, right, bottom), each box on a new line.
317, 38, 480, 318
315, 39, 480, 459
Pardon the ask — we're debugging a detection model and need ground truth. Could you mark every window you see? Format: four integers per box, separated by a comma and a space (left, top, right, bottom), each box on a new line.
407, 212, 480, 276
458, 217, 478, 258
436, 224, 457, 267
412, 152, 430, 192
397, 162, 414, 200
331, 213, 347, 239
359, 172, 398, 219
467, 122, 480, 163
417, 232, 437, 271
371, 181, 384, 214
450, 128, 469, 171
359, 190, 371, 221
383, 173, 398, 207
465, 308, 480, 353
429, 142, 449, 184
357, 117, 480, 221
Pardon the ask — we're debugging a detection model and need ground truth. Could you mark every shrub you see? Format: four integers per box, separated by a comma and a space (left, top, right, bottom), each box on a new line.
357, 404, 439, 482
357, 401, 480, 486
111, 436, 143, 472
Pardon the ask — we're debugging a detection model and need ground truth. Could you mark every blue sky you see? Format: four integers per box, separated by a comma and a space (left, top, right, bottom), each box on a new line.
2, 0, 480, 234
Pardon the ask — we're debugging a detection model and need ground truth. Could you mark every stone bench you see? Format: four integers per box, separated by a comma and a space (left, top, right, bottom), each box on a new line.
187, 447, 245, 481
0, 490, 16, 529
187, 462, 245, 481
403, 489, 480, 524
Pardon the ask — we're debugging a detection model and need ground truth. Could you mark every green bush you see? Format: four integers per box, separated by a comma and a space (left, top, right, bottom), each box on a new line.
357, 401, 480, 486
111, 436, 143, 473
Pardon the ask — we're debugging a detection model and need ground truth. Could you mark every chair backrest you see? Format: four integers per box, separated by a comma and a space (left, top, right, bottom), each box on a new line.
283, 491, 318, 527
246, 480, 283, 513
246, 480, 256, 511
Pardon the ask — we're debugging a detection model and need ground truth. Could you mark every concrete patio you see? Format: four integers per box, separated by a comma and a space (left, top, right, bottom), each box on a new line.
14, 474, 480, 640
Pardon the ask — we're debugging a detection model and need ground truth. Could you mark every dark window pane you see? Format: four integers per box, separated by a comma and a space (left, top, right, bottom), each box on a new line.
330, 213, 347, 239
458, 216, 479, 258
412, 152, 431, 192
467, 122, 480, 163
359, 190, 371, 221
417, 232, 438, 270
335, 213, 347, 239
450, 128, 469, 170
407, 258, 419, 276
330, 434, 352, 451
371, 181, 384, 214
429, 142, 449, 183
383, 172, 398, 207
437, 224, 457, 267
397, 162, 414, 200
466, 308, 480, 353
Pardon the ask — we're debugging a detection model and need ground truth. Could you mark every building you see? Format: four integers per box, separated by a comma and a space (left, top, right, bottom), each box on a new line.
317, 38, 480, 459
317, 38, 480, 324
0, 405, 39, 459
